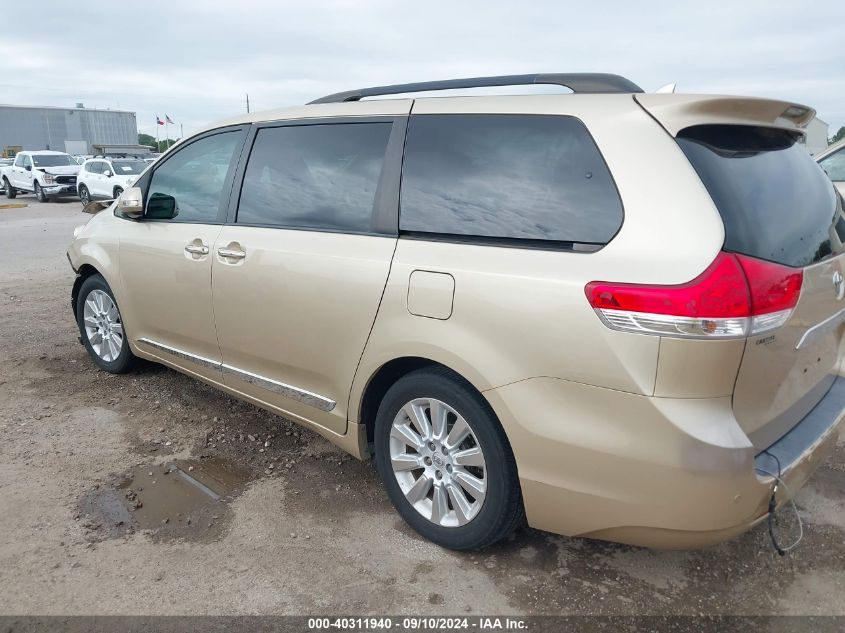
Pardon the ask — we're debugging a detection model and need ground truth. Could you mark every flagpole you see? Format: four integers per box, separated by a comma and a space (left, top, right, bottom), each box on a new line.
164, 117, 169, 150
155, 116, 160, 152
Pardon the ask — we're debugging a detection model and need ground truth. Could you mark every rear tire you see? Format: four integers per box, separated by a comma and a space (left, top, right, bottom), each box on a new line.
34, 182, 47, 202
78, 184, 90, 205
3, 178, 15, 199
374, 366, 524, 550
76, 274, 136, 374
113, 186, 124, 199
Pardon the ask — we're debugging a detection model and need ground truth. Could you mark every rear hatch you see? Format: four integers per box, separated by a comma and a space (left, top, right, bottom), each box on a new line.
674, 122, 845, 449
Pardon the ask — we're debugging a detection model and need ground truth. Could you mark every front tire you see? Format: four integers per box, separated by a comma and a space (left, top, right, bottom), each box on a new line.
78, 184, 90, 205
76, 275, 136, 373
3, 178, 16, 199
34, 182, 48, 202
113, 186, 124, 199
374, 367, 524, 550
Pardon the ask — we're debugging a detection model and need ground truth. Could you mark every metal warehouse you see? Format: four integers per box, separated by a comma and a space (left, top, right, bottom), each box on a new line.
0, 103, 138, 156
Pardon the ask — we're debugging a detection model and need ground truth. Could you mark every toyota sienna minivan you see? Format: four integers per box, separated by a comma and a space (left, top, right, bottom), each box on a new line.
68, 73, 845, 550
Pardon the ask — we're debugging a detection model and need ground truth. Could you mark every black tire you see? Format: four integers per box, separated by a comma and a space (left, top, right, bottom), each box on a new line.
113, 186, 124, 199
75, 274, 136, 373
78, 184, 90, 205
3, 178, 16, 199
34, 182, 48, 202
374, 366, 524, 550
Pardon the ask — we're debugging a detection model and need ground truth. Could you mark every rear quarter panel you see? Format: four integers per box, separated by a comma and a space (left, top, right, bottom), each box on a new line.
349, 94, 727, 424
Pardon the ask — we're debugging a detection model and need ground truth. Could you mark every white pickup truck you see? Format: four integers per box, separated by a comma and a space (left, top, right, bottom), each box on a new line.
1, 150, 81, 202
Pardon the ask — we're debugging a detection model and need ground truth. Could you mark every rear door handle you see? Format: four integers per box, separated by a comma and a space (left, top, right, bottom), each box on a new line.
185, 244, 209, 255
217, 248, 246, 260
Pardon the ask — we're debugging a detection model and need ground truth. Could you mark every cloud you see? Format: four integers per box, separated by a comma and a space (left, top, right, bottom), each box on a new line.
1, 0, 843, 137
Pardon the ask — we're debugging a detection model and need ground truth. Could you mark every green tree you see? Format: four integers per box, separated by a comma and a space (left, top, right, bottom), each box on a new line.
138, 133, 177, 153
138, 133, 157, 149
831, 126, 845, 144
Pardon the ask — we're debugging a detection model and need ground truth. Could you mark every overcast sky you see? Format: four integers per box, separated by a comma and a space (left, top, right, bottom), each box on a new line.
2, 0, 843, 139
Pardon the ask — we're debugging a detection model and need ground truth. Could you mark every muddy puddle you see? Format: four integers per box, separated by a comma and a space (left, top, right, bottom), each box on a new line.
78, 456, 253, 542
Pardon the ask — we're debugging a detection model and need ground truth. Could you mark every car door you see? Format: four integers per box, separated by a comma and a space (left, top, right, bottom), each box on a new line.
119, 126, 247, 385
85, 161, 104, 196
819, 145, 845, 197
211, 114, 408, 434
13, 155, 33, 190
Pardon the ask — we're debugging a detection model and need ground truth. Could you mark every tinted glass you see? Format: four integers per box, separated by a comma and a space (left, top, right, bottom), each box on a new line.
111, 160, 147, 175
237, 123, 391, 232
399, 114, 623, 244
678, 125, 840, 267
820, 147, 845, 182
86, 161, 103, 174
147, 131, 240, 223
31, 154, 76, 167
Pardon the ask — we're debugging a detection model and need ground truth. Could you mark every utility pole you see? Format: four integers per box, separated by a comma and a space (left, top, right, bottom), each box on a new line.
246, 93, 250, 113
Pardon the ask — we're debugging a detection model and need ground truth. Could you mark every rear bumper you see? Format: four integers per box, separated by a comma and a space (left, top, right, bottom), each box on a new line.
484, 375, 844, 549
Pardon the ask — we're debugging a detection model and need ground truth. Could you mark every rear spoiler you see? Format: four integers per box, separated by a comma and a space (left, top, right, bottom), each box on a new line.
635, 94, 816, 137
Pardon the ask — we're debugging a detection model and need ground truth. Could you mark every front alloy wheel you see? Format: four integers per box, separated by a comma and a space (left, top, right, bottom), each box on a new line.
82, 289, 124, 362
75, 274, 136, 373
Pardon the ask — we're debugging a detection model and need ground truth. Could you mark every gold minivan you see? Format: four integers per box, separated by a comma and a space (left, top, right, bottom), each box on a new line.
68, 74, 845, 550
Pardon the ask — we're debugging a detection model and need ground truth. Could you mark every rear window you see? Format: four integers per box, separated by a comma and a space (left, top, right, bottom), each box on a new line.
399, 114, 623, 246
677, 125, 841, 268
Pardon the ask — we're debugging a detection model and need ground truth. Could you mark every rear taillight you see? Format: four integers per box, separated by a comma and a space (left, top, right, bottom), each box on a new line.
585, 252, 803, 339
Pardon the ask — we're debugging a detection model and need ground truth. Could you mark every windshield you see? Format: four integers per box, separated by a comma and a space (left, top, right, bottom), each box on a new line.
31, 154, 77, 167
110, 160, 147, 175
677, 125, 842, 268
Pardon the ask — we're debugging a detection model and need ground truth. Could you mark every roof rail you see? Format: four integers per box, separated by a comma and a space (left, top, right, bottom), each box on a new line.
308, 73, 643, 104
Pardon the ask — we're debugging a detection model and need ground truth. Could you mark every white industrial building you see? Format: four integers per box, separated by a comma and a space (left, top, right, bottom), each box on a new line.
0, 103, 138, 156
802, 116, 829, 156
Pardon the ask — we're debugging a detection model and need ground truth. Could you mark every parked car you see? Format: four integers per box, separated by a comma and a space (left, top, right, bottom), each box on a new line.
0, 158, 13, 168
76, 157, 148, 205
2, 150, 80, 201
817, 137, 845, 197
67, 73, 845, 550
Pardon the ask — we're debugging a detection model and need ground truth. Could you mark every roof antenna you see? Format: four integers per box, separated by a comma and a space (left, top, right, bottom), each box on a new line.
655, 82, 677, 94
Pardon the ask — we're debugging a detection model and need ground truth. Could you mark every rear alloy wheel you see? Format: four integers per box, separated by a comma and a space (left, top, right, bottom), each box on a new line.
34, 182, 47, 202
78, 184, 90, 205
3, 178, 16, 199
113, 186, 123, 199
374, 367, 524, 550
76, 275, 136, 373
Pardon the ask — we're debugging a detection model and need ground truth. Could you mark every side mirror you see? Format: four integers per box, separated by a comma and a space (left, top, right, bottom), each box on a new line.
24, 165, 31, 172
146, 192, 178, 220
103, 170, 112, 177
115, 186, 144, 219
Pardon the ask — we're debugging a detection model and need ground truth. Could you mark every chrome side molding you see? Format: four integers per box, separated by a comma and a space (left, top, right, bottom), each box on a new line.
221, 364, 335, 411
795, 308, 845, 350
137, 337, 221, 371
136, 337, 336, 412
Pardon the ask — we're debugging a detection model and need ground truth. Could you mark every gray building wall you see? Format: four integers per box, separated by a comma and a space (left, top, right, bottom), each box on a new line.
0, 105, 137, 154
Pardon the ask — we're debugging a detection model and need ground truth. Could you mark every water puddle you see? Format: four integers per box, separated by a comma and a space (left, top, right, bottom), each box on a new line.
78, 456, 252, 542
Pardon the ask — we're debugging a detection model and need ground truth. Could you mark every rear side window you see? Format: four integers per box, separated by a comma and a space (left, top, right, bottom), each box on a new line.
237, 122, 392, 233
399, 114, 623, 245
677, 125, 840, 268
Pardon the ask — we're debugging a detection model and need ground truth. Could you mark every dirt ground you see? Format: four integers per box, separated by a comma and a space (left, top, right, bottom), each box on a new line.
0, 199, 844, 616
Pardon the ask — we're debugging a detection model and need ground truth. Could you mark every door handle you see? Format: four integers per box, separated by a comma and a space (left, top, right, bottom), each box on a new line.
185, 244, 209, 255
217, 248, 246, 260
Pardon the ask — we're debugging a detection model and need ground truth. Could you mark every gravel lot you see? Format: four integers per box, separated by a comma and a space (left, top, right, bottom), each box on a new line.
0, 199, 844, 616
